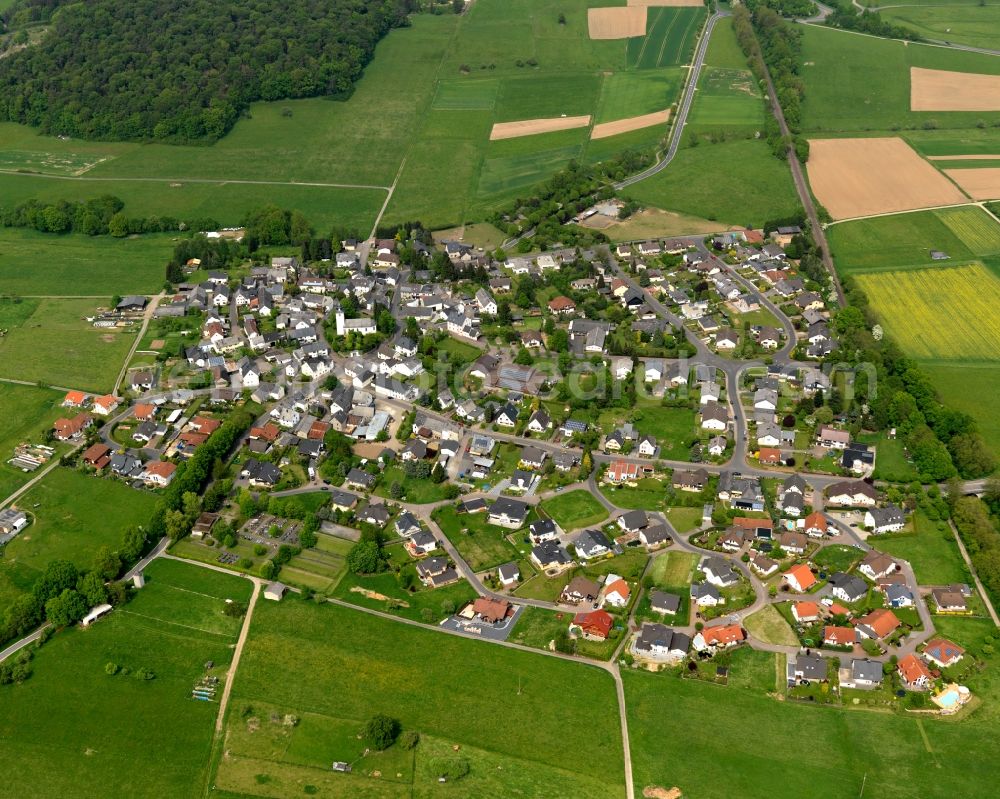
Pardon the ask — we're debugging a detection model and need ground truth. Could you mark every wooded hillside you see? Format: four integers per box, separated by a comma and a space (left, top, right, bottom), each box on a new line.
0, 0, 410, 142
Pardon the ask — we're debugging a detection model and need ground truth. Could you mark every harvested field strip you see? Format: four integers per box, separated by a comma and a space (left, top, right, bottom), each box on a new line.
806, 137, 968, 220
588, 7, 647, 40
927, 155, 1000, 161
490, 116, 592, 141
592, 109, 670, 139
911, 67, 1000, 112
943, 168, 1000, 201
855, 263, 1000, 360
935, 206, 1000, 255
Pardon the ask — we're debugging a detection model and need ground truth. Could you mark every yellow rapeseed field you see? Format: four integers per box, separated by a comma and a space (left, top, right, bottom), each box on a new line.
856, 263, 1000, 360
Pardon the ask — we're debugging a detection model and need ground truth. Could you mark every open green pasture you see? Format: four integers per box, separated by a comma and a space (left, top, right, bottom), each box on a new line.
624, 138, 801, 226
432, 504, 522, 571
922, 361, 1000, 458
0, 228, 171, 296
4, 467, 157, 578
0, 558, 250, 799
799, 25, 1000, 132
626, 7, 705, 70
878, 3, 1000, 52
876, 512, 970, 586
687, 66, 765, 133
0, 382, 65, 500
0, 297, 136, 391
216, 597, 626, 798
624, 639, 1000, 799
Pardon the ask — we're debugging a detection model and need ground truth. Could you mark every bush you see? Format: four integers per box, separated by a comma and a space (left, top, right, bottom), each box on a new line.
363, 714, 401, 750
105, 662, 120, 675
400, 730, 420, 750
427, 756, 470, 781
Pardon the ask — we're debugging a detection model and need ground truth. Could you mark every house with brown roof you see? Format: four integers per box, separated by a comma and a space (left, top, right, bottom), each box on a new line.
693, 623, 745, 652
141, 460, 177, 487
133, 403, 156, 422
81, 443, 111, 470
561, 576, 600, 605
930, 587, 968, 613
859, 551, 898, 581
548, 296, 576, 315
804, 510, 828, 537
53, 413, 91, 441
91, 394, 121, 416
472, 597, 510, 624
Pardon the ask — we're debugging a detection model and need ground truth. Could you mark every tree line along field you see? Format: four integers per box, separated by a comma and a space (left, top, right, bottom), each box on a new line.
215, 597, 626, 799
0, 297, 137, 392
0, 0, 709, 232
798, 25, 1000, 133
0, 559, 252, 799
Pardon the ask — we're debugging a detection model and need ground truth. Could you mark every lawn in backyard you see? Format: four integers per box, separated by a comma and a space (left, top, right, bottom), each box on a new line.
744, 604, 798, 647
624, 138, 801, 227
432, 504, 523, 571
0, 558, 250, 799
632, 403, 697, 459
870, 437, 920, 483
0, 229, 172, 296
0, 297, 137, 391
812, 544, 864, 574
662, 505, 705, 533
539, 490, 609, 532
0, 381, 66, 500
875, 512, 970, 586
373, 465, 454, 504
601, 477, 670, 511
214, 597, 626, 798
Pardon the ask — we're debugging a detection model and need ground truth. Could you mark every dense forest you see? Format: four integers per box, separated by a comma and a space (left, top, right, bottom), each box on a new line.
0, 0, 411, 142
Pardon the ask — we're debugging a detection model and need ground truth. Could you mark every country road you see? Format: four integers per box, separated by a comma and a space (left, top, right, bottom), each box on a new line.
615, 10, 729, 191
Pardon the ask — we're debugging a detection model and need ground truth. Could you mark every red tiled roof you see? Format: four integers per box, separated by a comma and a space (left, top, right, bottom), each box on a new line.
824, 626, 856, 646
64, 390, 87, 405
898, 653, 932, 685
784, 563, 816, 591
573, 609, 614, 639
805, 511, 828, 532
701, 624, 745, 646
792, 601, 820, 621
857, 608, 900, 639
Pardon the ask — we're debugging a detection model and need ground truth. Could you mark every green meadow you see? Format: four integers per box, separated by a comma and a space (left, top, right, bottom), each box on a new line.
0, 297, 136, 391
0, 228, 171, 296
624, 138, 802, 227
878, 2, 1000, 51
0, 381, 66, 501
799, 25, 1000, 133
0, 1, 711, 231
0, 558, 252, 798
215, 597, 626, 798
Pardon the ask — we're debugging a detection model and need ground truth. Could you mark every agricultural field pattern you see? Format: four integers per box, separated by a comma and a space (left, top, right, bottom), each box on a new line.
1, 2, 1000, 799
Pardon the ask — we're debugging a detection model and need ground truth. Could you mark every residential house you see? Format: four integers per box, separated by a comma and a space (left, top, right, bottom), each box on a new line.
784, 563, 817, 593
693, 623, 745, 652
561, 576, 600, 605
633, 623, 690, 660
931, 587, 968, 613
531, 540, 572, 569
690, 582, 722, 607
829, 572, 868, 604
701, 556, 739, 588
640, 525, 671, 549
826, 480, 880, 507
497, 562, 521, 588
898, 653, 933, 690
571, 609, 614, 641
855, 608, 901, 640
823, 626, 857, 648
649, 591, 681, 616
791, 601, 820, 624
488, 498, 530, 529
923, 638, 965, 669
864, 505, 905, 534
575, 529, 613, 560
859, 551, 898, 581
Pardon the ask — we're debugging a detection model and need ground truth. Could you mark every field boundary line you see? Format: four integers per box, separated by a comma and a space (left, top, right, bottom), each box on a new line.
0, 169, 391, 191
948, 519, 1000, 626
797, 18, 1000, 57
117, 609, 235, 638
823, 202, 981, 227
156, 581, 242, 602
